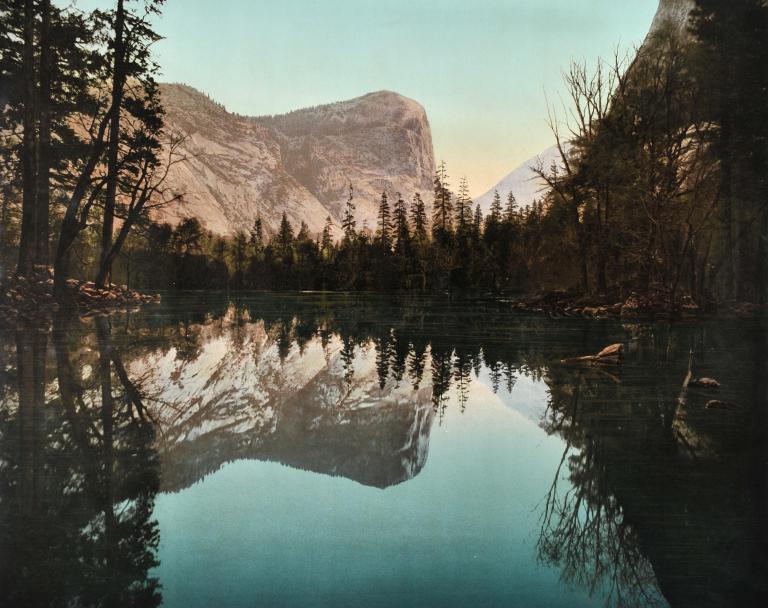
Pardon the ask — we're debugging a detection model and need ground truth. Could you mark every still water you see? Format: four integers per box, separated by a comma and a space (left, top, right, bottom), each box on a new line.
0, 293, 765, 608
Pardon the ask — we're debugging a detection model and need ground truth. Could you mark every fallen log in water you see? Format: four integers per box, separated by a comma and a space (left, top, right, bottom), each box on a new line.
561, 343, 624, 366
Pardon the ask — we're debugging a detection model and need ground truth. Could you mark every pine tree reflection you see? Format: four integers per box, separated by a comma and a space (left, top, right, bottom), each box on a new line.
0, 295, 762, 608
0, 315, 162, 608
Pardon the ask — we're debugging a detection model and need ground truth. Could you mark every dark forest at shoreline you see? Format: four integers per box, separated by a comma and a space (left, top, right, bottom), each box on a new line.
0, 1, 766, 315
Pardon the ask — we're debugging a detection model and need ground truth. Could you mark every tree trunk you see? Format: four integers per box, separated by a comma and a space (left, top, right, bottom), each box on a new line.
53, 118, 112, 299
98, 206, 135, 284
596, 185, 608, 293
15, 330, 48, 511
97, 0, 127, 288
95, 316, 116, 562
53, 219, 78, 300
34, 0, 52, 269
18, 0, 37, 275
570, 196, 589, 293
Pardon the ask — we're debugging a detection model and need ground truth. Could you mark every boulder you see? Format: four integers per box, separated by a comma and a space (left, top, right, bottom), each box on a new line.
690, 377, 720, 389
705, 400, 740, 410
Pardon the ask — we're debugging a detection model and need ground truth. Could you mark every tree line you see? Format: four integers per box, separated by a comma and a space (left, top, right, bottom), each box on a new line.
1, 0, 765, 308
113, 0, 767, 306
107, 173, 557, 293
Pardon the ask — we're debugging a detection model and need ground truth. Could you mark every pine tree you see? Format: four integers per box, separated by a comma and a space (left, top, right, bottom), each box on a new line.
473, 204, 483, 238
341, 183, 356, 240
250, 216, 263, 248
432, 161, 453, 236
297, 221, 310, 242
320, 216, 333, 258
410, 193, 427, 239
0, 0, 99, 275
95, 0, 167, 287
232, 231, 248, 282
504, 191, 517, 223
455, 176, 473, 232
489, 190, 503, 223
377, 191, 391, 248
392, 192, 410, 252
276, 211, 294, 259
97, 0, 128, 287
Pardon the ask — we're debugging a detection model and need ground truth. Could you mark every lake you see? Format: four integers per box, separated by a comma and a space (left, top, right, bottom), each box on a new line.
0, 292, 765, 608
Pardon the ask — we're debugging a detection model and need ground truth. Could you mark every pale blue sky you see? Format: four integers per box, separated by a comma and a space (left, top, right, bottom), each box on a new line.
73, 0, 659, 195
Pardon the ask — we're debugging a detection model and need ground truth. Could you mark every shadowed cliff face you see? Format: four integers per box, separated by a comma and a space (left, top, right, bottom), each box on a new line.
155, 85, 435, 237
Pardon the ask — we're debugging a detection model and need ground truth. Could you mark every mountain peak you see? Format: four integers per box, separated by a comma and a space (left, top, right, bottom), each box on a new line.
155, 84, 435, 236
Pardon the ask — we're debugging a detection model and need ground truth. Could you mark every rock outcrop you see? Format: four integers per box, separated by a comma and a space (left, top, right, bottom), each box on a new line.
156, 84, 435, 237
646, 0, 695, 40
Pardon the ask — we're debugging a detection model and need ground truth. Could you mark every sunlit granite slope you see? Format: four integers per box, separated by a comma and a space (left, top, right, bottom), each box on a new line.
156, 85, 435, 237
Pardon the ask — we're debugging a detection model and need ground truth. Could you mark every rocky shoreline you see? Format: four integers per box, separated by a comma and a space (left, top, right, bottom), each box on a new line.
0, 269, 160, 326
509, 289, 763, 320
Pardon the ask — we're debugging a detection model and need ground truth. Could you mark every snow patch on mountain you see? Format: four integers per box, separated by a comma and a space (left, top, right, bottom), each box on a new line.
474, 145, 562, 213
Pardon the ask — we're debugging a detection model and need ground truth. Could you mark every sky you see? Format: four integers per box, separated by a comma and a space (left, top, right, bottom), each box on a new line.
74, 0, 659, 196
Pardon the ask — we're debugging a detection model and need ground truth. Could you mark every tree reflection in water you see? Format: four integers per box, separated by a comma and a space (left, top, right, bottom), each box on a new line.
536, 320, 767, 608
537, 371, 666, 608
0, 294, 764, 608
0, 314, 161, 608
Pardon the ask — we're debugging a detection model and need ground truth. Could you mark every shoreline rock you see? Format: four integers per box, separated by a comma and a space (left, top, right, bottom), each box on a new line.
0, 268, 160, 327
510, 288, 762, 321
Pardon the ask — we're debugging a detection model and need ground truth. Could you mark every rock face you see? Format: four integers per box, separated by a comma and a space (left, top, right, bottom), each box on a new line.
646, 0, 695, 40
156, 84, 435, 237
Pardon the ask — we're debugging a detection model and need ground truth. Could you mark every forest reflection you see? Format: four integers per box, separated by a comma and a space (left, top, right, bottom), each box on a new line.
0, 293, 765, 608
0, 316, 161, 608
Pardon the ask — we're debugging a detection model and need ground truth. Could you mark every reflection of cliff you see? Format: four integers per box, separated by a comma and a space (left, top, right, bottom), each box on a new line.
130, 311, 435, 492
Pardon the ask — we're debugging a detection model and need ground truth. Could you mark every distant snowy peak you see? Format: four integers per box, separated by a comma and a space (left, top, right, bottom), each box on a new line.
474, 145, 563, 213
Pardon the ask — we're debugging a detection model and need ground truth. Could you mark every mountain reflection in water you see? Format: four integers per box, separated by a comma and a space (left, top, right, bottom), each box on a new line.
0, 292, 765, 608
